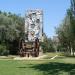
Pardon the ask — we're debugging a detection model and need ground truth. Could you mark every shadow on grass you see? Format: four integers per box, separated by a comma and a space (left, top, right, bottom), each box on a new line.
17, 62, 75, 75
31, 62, 75, 75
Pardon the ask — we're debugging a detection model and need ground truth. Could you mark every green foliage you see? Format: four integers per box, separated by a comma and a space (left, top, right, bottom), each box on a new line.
40, 42, 47, 53
0, 10, 25, 55
47, 38, 55, 52
0, 44, 6, 50
41, 33, 55, 53
56, 8, 75, 56
0, 45, 9, 56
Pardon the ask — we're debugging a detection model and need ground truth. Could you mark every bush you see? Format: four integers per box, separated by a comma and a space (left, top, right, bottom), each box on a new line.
40, 42, 55, 53
0, 45, 9, 56
40, 42, 47, 53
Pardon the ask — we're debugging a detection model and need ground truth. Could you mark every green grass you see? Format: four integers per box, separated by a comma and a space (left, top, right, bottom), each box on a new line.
0, 56, 75, 75
44, 52, 60, 59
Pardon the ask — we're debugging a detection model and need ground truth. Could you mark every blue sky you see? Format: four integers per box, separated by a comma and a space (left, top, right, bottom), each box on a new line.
0, 0, 70, 38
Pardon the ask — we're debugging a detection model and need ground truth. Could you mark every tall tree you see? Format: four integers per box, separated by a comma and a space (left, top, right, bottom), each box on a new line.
56, 8, 75, 56
0, 11, 25, 54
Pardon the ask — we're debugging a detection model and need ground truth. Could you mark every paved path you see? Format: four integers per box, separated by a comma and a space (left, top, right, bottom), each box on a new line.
14, 55, 47, 60
50, 55, 58, 59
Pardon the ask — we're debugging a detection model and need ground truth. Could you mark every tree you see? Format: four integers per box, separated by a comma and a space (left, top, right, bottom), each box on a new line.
0, 11, 25, 55
56, 8, 75, 56
41, 33, 54, 53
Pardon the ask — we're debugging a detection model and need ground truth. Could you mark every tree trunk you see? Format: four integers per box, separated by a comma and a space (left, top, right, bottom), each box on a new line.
71, 47, 73, 55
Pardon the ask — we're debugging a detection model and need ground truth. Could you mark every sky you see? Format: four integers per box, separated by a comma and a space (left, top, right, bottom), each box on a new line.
0, 0, 70, 38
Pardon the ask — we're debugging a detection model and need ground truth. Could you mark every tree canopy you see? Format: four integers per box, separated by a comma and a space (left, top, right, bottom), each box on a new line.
0, 11, 25, 55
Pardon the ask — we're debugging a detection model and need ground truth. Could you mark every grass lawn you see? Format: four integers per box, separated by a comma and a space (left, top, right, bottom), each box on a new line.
0, 54, 75, 75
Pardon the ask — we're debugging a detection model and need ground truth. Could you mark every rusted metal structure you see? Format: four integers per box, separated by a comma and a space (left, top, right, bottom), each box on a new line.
19, 38, 39, 57
19, 10, 43, 57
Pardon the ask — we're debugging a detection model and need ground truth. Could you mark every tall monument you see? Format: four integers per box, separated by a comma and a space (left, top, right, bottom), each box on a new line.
25, 9, 43, 42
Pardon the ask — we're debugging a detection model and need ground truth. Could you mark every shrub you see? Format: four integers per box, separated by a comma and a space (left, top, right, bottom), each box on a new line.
0, 45, 9, 56
40, 42, 47, 53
